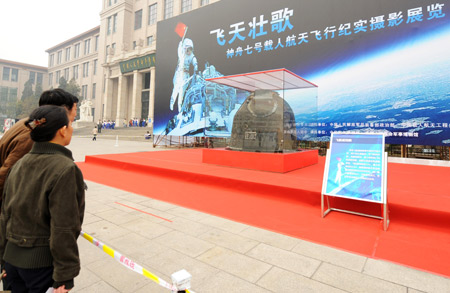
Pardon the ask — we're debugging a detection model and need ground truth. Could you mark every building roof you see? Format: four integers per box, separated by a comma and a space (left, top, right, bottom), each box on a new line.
45, 26, 100, 52
0, 59, 48, 71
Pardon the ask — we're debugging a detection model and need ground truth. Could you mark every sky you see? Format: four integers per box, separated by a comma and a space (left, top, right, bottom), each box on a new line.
0, 0, 102, 67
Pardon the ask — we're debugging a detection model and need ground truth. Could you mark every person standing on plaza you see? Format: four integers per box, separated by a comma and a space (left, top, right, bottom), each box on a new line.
92, 126, 98, 141
0, 105, 86, 292
0, 88, 78, 208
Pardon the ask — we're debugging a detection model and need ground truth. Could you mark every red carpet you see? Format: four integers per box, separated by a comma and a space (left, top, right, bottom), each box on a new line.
77, 149, 450, 278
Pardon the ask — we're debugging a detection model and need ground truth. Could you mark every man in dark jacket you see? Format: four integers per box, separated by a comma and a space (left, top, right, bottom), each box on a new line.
0, 89, 78, 207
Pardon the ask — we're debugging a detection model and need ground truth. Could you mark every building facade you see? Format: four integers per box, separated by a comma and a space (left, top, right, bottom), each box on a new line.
0, 59, 49, 129
47, 0, 219, 126
46, 26, 102, 120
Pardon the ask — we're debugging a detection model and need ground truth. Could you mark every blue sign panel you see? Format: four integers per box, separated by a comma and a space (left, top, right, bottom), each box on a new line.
324, 133, 385, 203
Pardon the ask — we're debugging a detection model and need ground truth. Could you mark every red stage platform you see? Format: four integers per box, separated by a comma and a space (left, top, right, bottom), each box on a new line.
77, 149, 450, 278
202, 148, 318, 172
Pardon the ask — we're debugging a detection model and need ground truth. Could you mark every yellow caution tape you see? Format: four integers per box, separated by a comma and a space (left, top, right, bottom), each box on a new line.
80, 230, 193, 292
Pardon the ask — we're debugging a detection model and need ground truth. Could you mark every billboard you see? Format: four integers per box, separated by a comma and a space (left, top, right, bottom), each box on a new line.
154, 0, 450, 145
323, 133, 385, 203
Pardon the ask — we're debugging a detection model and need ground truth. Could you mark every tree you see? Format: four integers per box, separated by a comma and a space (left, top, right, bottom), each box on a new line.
34, 83, 43, 100
58, 77, 68, 90
21, 79, 34, 101
16, 96, 38, 119
66, 78, 81, 98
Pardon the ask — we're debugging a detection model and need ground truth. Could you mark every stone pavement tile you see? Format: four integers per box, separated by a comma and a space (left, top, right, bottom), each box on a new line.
84, 201, 115, 214
140, 248, 221, 291
138, 198, 180, 211
160, 216, 213, 237
198, 228, 259, 254
168, 206, 211, 222
82, 219, 132, 242
86, 257, 151, 293
200, 214, 249, 234
78, 236, 108, 266
120, 217, 173, 239
408, 289, 427, 293
363, 259, 450, 293
246, 243, 321, 277
313, 262, 407, 293
72, 280, 121, 293
197, 246, 272, 283
72, 267, 102, 292
197, 271, 271, 293
95, 208, 142, 225
83, 212, 103, 225
257, 266, 346, 293
106, 232, 167, 262
239, 226, 300, 250
154, 230, 215, 258
134, 281, 170, 293
116, 192, 153, 203
292, 239, 367, 272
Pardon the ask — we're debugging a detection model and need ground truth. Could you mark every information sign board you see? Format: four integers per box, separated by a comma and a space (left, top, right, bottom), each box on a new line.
323, 133, 386, 203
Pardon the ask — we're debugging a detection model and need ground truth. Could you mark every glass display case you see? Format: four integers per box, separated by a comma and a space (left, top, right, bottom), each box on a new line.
205, 68, 318, 153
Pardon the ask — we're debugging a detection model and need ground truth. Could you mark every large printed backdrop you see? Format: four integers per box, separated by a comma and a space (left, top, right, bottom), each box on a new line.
154, 0, 450, 146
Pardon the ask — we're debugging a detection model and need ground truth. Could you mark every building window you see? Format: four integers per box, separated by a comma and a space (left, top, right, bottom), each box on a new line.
49, 54, 54, 67
57, 51, 62, 64
164, 0, 173, 19
84, 39, 91, 55
148, 3, 157, 25
0, 87, 8, 103
2, 67, 10, 81
201, 0, 209, 5
105, 45, 110, 62
108, 0, 112, 6
93, 59, 98, 75
135, 9, 142, 30
81, 85, 88, 99
147, 36, 154, 46
111, 43, 116, 54
82, 62, 89, 77
133, 41, 136, 50
74, 43, 80, 58
9, 88, 17, 100
37, 73, 43, 84
181, 0, 192, 13
65, 47, 71, 62
73, 65, 79, 79
113, 14, 117, 33
92, 83, 97, 99
56, 71, 61, 83
11, 68, 18, 82
29, 72, 36, 84
49, 73, 53, 86
107, 16, 111, 35
95, 35, 99, 51
64, 68, 70, 80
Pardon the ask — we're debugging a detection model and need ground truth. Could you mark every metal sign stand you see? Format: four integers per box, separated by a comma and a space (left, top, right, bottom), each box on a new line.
321, 150, 390, 231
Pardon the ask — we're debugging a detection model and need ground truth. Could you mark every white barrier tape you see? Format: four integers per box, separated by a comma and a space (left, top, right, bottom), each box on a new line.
81, 231, 193, 292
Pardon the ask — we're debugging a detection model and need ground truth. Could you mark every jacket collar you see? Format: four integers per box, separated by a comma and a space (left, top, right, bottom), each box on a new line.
30, 142, 74, 161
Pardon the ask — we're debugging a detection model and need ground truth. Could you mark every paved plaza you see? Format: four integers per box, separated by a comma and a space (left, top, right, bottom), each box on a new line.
3, 133, 449, 292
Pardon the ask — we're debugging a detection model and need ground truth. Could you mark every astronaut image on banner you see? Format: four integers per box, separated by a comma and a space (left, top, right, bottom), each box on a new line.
170, 37, 198, 112
164, 22, 240, 137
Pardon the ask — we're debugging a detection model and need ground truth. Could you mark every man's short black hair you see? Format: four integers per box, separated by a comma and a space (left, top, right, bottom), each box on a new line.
39, 89, 79, 110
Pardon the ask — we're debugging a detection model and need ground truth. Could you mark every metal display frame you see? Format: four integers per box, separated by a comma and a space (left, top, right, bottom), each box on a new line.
321, 133, 389, 231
